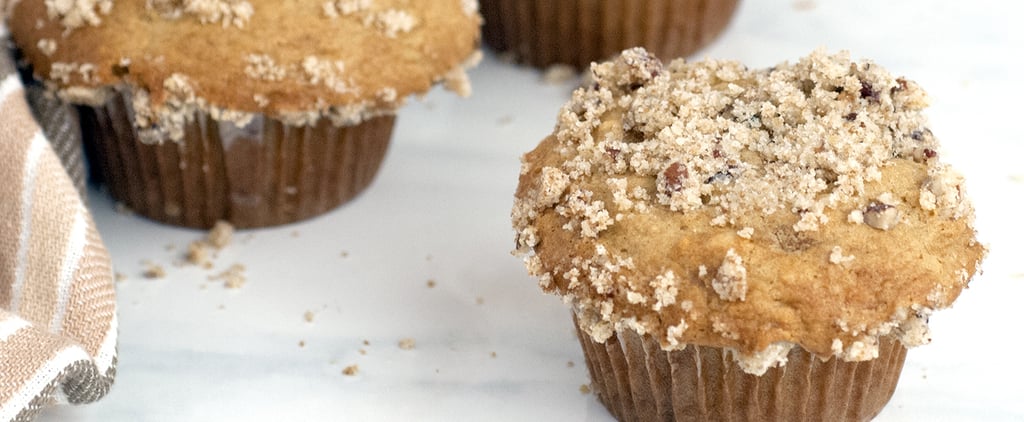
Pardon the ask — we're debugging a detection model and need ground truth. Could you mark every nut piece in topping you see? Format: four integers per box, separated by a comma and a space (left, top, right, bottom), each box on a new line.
863, 202, 900, 230
711, 249, 747, 301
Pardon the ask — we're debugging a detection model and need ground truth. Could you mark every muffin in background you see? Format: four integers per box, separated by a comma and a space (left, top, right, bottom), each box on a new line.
7, 0, 481, 228
512, 48, 985, 421
480, 0, 738, 69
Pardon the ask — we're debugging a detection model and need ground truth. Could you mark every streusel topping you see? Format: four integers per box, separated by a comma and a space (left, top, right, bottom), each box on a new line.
513, 48, 985, 374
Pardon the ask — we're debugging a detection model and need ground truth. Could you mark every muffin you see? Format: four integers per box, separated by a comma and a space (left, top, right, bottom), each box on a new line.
512, 48, 985, 421
7, 0, 481, 228
480, 0, 738, 69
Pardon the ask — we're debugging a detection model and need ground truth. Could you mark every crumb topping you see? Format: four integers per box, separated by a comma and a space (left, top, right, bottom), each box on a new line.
243, 54, 287, 82
37, 38, 57, 56
147, 0, 254, 28
322, 1, 421, 38
829, 245, 855, 265
513, 48, 985, 374
44, 0, 112, 30
711, 249, 747, 301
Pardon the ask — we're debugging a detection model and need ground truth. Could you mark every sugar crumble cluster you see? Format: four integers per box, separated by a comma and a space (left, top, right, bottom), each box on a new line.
513, 48, 981, 374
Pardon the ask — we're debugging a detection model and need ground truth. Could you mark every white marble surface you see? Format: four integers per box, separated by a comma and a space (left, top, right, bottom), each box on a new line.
37, 1, 1024, 420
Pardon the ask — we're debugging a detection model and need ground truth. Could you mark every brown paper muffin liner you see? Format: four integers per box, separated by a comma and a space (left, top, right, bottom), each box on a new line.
480, 0, 740, 69
574, 315, 908, 422
77, 93, 393, 229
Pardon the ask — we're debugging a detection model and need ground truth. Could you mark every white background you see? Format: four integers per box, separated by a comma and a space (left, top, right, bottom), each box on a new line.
39, 0, 1024, 420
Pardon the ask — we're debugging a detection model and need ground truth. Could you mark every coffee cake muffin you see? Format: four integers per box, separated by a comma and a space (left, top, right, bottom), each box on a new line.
6, 0, 481, 228
512, 48, 985, 421
480, 0, 738, 69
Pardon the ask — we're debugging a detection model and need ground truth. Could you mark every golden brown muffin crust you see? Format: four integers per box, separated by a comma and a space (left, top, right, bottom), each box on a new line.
513, 48, 985, 374
7, 0, 480, 136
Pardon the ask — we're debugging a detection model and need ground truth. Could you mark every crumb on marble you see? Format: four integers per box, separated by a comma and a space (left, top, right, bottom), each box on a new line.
208, 220, 234, 248
542, 64, 578, 85
114, 202, 134, 215
142, 262, 166, 279
208, 263, 246, 288
398, 338, 416, 350
342, 365, 359, 376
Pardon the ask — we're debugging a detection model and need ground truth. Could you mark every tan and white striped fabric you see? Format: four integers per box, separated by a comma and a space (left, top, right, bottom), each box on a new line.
0, 29, 118, 422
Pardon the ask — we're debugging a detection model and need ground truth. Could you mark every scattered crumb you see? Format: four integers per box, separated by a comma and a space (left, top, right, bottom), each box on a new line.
497, 115, 514, 126
142, 262, 166, 279
579, 384, 591, 394
567, 361, 575, 368
497, 51, 517, 63
207, 220, 234, 248
299, 340, 306, 348
358, 349, 367, 355
398, 338, 416, 350
425, 254, 433, 261
114, 202, 134, 215
291, 230, 301, 238
426, 279, 437, 288
187, 241, 211, 267
363, 339, 370, 346
475, 297, 485, 305
217, 304, 225, 310
490, 351, 497, 358
542, 64, 578, 85
340, 251, 349, 258
304, 310, 315, 322
342, 365, 359, 376
209, 264, 246, 289
792, 0, 816, 11
114, 272, 127, 282
185, 221, 234, 267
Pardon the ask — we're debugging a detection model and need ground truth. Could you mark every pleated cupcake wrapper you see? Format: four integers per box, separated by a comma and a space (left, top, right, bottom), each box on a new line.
573, 315, 907, 422
480, 0, 739, 69
78, 92, 393, 228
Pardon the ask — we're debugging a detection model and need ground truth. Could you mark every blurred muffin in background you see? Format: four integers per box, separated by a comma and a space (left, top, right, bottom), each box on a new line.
480, 0, 738, 69
7, 0, 481, 228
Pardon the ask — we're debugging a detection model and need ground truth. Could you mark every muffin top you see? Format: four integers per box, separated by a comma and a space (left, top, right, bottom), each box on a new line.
6, 0, 480, 141
512, 48, 985, 375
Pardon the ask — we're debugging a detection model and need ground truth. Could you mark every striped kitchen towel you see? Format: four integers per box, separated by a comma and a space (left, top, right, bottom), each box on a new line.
0, 31, 118, 422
